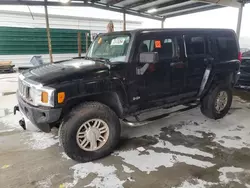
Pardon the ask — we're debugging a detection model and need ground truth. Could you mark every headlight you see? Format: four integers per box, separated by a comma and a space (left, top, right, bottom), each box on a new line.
29, 86, 55, 107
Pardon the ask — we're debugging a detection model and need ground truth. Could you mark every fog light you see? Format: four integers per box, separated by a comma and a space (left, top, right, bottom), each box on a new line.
41, 92, 49, 103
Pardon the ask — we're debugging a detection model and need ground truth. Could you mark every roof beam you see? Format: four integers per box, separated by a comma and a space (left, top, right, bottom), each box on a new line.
155, 2, 208, 16
124, 0, 157, 9
139, 0, 190, 12
0, 0, 163, 20
106, 0, 126, 5
163, 4, 223, 18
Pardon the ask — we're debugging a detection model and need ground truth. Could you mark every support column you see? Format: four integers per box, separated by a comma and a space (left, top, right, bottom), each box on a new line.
44, 0, 53, 63
123, 12, 126, 31
77, 32, 82, 57
161, 18, 165, 28
236, 1, 245, 39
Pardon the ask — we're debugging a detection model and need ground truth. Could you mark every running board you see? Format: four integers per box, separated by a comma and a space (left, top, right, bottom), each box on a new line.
123, 103, 199, 127
122, 119, 150, 127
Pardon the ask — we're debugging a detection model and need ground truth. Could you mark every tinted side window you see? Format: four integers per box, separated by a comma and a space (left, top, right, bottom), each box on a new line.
142, 40, 154, 52
139, 38, 174, 60
186, 36, 205, 55
216, 37, 238, 61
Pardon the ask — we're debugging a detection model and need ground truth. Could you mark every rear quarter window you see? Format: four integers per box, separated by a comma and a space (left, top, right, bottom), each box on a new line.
216, 36, 238, 61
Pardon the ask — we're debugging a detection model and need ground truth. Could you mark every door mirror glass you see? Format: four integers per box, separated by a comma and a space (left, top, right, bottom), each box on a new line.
139, 52, 159, 64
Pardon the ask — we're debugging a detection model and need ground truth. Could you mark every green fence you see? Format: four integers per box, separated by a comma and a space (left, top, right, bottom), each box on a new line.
0, 27, 91, 55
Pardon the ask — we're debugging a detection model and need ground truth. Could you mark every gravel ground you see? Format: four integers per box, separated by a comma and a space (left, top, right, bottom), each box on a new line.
1, 73, 250, 188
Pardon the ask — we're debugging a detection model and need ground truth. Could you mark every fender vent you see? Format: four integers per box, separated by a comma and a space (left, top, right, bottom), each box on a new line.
30, 63, 63, 76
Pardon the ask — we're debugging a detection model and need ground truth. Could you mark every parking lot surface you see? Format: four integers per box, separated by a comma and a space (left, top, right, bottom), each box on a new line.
1, 73, 250, 188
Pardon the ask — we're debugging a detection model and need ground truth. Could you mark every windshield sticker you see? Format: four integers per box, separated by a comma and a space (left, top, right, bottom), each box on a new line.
155, 40, 162, 48
98, 37, 102, 44
111, 37, 126, 46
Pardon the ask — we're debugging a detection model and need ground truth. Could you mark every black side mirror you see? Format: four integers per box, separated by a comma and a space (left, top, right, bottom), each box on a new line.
139, 52, 159, 64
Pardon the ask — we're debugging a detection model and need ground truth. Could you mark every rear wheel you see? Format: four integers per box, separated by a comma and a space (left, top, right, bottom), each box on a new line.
60, 102, 121, 162
201, 85, 232, 119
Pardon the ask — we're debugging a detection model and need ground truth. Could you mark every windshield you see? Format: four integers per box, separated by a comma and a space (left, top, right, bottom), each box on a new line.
86, 34, 131, 63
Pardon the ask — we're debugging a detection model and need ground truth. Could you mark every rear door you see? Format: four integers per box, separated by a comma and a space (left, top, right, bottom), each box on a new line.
184, 35, 212, 93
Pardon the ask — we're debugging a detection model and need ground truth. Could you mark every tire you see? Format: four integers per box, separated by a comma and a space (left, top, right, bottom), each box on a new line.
201, 85, 232, 120
60, 102, 121, 162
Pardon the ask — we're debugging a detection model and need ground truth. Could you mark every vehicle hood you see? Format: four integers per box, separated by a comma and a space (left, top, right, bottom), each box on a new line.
22, 58, 110, 85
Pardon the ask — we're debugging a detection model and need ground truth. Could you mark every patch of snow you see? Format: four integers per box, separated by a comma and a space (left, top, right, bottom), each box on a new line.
0, 128, 15, 133
206, 146, 217, 150
25, 132, 59, 150
136, 147, 145, 152
61, 152, 71, 160
175, 122, 204, 138
173, 179, 217, 188
246, 184, 250, 188
0, 113, 23, 130
64, 163, 125, 188
122, 165, 134, 173
127, 177, 135, 182
37, 175, 54, 188
218, 166, 245, 184
153, 139, 213, 158
124, 97, 250, 150
172, 106, 250, 149
86, 174, 124, 188
116, 149, 214, 174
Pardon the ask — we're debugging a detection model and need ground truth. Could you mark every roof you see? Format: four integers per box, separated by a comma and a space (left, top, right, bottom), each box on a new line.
100, 28, 236, 35
0, 0, 233, 21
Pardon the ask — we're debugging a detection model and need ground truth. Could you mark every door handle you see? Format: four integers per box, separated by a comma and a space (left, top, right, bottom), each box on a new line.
170, 62, 185, 68
204, 57, 214, 66
204, 57, 214, 62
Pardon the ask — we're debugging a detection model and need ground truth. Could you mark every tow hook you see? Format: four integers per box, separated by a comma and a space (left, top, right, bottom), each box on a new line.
14, 105, 19, 115
19, 118, 26, 130
14, 105, 26, 130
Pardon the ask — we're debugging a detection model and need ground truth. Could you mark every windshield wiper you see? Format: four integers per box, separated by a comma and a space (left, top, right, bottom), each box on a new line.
85, 57, 111, 65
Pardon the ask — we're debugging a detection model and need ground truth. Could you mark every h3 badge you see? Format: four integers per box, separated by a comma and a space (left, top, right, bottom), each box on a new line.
133, 96, 140, 101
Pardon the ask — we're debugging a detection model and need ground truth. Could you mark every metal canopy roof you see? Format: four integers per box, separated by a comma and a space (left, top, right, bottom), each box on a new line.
0, 0, 229, 21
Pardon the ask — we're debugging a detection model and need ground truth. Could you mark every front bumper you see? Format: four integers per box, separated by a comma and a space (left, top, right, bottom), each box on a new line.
235, 84, 250, 90
16, 93, 62, 133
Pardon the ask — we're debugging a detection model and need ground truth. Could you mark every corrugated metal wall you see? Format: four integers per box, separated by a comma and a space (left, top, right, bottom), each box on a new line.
0, 27, 90, 55
0, 10, 142, 67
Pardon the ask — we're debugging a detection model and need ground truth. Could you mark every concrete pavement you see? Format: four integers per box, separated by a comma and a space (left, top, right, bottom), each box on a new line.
1, 73, 250, 188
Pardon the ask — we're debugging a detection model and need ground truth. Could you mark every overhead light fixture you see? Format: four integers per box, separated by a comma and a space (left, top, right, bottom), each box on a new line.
60, 0, 71, 3
147, 8, 157, 13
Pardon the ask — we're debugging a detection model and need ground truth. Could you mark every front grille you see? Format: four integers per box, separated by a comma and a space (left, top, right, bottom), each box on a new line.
18, 78, 29, 99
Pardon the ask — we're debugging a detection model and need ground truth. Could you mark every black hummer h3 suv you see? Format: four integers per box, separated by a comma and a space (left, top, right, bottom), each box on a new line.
15, 29, 241, 162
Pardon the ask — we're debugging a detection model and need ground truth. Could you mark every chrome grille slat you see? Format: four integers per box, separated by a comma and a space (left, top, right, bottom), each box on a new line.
18, 78, 29, 99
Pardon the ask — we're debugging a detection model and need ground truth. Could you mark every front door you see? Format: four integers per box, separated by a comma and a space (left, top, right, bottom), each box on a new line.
131, 33, 182, 106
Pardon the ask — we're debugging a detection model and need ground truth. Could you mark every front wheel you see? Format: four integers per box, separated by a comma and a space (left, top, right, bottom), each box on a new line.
60, 102, 121, 162
201, 85, 232, 120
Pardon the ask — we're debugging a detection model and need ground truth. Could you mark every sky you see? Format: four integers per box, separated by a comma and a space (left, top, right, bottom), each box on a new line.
0, 3, 249, 44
